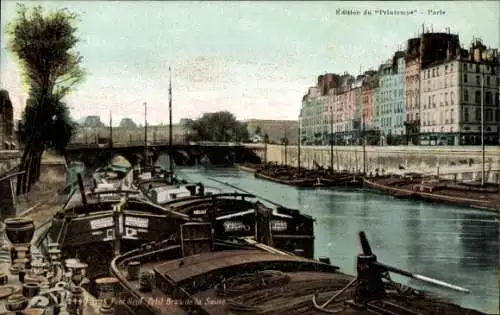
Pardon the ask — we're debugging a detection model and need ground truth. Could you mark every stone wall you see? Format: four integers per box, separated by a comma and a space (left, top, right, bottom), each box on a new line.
245, 144, 500, 183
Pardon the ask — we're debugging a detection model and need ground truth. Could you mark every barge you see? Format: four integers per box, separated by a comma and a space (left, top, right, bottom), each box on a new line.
363, 175, 500, 212
238, 162, 364, 188
108, 230, 482, 315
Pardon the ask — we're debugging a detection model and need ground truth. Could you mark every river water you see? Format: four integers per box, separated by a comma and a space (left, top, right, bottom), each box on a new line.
176, 166, 499, 314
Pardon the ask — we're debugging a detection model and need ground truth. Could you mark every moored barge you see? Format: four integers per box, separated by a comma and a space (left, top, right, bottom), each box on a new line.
363, 175, 500, 212
108, 231, 482, 315
242, 163, 363, 188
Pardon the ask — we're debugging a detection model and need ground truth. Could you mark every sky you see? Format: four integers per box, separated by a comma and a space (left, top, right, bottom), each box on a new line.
1, 1, 499, 125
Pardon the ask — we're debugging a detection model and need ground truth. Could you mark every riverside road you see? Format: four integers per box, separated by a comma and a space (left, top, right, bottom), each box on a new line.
176, 166, 498, 314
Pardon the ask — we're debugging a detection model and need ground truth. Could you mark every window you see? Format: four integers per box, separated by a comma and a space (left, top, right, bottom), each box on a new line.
475, 108, 481, 121
496, 109, 500, 121
445, 65, 448, 72
486, 76, 490, 86
476, 75, 480, 85
432, 69, 435, 77
432, 95, 436, 107
450, 109, 454, 124
486, 91, 492, 105
463, 63, 467, 71
445, 92, 448, 105
464, 90, 469, 102
476, 64, 479, 73
486, 109, 493, 121
496, 92, 500, 106
463, 74, 468, 83
475, 90, 481, 104
451, 91, 455, 105
464, 108, 469, 122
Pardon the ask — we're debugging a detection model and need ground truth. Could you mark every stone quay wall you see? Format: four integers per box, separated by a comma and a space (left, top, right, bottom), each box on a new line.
245, 144, 500, 183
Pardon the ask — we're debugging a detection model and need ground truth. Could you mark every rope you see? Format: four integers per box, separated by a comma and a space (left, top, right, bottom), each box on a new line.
217, 270, 353, 315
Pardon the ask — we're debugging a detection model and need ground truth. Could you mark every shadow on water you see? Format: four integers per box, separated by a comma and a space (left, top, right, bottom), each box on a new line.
176, 166, 499, 313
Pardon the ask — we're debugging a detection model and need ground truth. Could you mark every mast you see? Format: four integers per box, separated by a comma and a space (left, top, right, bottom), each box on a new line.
330, 106, 334, 171
362, 95, 367, 175
297, 115, 301, 171
481, 73, 485, 186
143, 102, 147, 166
109, 111, 113, 149
169, 66, 174, 174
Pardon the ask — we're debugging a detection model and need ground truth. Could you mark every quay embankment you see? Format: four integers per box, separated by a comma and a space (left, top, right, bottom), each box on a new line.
245, 144, 500, 183
238, 156, 500, 212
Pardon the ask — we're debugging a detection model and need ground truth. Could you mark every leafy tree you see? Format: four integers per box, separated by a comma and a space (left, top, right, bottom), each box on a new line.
185, 111, 249, 142
6, 4, 85, 194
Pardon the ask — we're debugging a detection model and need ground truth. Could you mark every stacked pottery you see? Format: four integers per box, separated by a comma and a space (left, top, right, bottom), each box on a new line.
4, 217, 35, 245
4, 217, 35, 273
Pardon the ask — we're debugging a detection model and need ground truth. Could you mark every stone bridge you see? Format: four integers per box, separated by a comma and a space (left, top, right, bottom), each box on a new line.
65, 141, 263, 168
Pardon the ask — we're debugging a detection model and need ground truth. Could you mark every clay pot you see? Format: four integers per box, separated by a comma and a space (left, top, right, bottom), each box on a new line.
4, 217, 35, 245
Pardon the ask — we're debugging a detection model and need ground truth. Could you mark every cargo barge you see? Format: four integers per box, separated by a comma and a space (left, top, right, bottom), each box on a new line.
363, 175, 500, 212
107, 231, 483, 315
240, 163, 362, 188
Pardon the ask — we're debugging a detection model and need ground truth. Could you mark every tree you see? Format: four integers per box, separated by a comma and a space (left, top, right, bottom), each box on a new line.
185, 111, 249, 142
7, 4, 85, 194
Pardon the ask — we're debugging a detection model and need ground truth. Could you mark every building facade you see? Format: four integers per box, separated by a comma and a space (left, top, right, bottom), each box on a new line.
300, 30, 499, 146
404, 44, 421, 144
376, 52, 406, 144
419, 39, 499, 145
300, 87, 327, 145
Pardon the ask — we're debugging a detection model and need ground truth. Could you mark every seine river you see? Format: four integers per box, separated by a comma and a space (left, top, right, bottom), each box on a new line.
176, 166, 499, 314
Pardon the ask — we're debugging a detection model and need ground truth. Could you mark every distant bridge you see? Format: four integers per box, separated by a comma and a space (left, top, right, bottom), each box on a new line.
65, 139, 263, 168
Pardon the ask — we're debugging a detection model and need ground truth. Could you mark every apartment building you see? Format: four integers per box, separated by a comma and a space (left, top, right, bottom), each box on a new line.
300, 86, 327, 145
420, 38, 500, 145
376, 52, 406, 144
